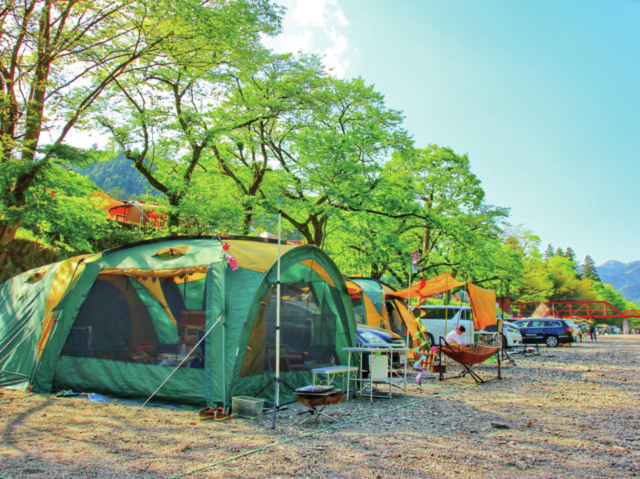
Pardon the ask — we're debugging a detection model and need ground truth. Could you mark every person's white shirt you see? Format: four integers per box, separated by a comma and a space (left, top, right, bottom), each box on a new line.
445, 329, 462, 345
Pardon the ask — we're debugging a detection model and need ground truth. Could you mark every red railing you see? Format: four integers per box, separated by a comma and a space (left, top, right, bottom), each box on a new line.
501, 300, 640, 320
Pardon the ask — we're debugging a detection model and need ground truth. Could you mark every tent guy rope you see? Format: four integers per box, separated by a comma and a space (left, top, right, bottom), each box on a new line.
138, 315, 222, 410
167, 384, 474, 479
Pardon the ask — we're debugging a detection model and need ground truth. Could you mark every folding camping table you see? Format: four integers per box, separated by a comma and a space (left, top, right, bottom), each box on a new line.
311, 365, 358, 394
342, 346, 407, 403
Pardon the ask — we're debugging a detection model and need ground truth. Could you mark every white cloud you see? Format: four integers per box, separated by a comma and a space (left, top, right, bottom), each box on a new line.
291, 0, 330, 27
281, 31, 313, 53
263, 0, 351, 78
333, 9, 349, 26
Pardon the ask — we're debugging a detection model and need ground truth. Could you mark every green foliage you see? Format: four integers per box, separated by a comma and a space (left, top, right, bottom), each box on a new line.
18, 165, 149, 255
545, 256, 595, 301
324, 145, 515, 289
582, 255, 602, 282
515, 258, 554, 302
591, 282, 634, 313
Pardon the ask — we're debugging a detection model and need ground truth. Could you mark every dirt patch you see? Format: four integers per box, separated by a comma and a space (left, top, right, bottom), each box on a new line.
2, 336, 640, 478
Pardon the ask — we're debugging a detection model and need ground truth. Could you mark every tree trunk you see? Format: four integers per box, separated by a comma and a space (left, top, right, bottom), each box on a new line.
167, 195, 182, 236
22, 1, 52, 162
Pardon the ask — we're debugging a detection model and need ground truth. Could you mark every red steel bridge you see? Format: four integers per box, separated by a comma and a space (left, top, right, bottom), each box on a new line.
500, 300, 640, 332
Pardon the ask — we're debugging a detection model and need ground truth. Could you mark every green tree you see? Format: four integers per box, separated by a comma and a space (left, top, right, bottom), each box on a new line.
504, 225, 541, 258
17, 164, 146, 255
264, 76, 411, 246
564, 247, 576, 262
0, 0, 197, 248
515, 258, 554, 302
546, 255, 595, 301
207, 54, 329, 234
544, 244, 554, 260
97, 2, 282, 232
323, 145, 515, 288
582, 255, 601, 282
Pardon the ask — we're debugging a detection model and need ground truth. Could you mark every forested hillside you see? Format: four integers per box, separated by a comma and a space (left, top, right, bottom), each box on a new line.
78, 152, 163, 200
598, 260, 640, 305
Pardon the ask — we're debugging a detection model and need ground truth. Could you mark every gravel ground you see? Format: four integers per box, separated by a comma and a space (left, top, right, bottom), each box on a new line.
1, 335, 640, 479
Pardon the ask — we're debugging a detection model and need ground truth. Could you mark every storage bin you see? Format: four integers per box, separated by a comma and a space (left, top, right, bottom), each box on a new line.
231, 396, 265, 419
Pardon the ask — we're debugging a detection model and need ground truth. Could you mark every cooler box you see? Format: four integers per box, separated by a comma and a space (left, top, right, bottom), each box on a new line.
232, 396, 264, 419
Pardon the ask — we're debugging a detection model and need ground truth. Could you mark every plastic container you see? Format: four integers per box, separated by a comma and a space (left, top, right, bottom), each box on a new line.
232, 396, 265, 419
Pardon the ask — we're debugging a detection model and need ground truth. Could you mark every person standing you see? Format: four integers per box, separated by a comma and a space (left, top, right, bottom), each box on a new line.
588, 319, 597, 342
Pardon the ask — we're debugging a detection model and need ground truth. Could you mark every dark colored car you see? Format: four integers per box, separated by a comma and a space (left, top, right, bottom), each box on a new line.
516, 318, 574, 347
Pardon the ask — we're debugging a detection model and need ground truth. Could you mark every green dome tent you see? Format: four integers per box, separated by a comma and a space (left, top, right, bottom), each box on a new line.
0, 236, 356, 406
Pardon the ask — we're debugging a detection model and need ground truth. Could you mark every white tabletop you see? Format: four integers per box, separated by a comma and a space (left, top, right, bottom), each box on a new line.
311, 365, 358, 373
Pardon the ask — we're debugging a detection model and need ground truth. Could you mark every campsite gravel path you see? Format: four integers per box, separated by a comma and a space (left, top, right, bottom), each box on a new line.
2, 335, 640, 478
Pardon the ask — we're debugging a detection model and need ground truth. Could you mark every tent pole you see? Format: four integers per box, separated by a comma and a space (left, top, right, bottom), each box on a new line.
222, 254, 226, 411
405, 268, 411, 390
272, 212, 282, 429
444, 274, 448, 341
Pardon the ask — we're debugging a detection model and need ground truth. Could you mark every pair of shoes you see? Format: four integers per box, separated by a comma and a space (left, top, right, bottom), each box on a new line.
199, 407, 230, 421
199, 407, 216, 420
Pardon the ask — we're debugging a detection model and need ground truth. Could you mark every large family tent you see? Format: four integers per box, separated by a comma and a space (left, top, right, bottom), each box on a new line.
0, 236, 357, 406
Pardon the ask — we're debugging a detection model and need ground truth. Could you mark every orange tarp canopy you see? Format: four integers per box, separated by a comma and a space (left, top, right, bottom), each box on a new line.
387, 273, 465, 300
468, 283, 497, 330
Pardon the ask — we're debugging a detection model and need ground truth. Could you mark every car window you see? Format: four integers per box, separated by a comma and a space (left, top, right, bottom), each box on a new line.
547, 321, 563, 327
530, 321, 545, 328
419, 307, 460, 319
460, 308, 473, 320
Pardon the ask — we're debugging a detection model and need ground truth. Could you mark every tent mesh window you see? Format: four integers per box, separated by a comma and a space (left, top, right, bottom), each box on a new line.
350, 296, 366, 324
240, 261, 349, 378
61, 272, 207, 368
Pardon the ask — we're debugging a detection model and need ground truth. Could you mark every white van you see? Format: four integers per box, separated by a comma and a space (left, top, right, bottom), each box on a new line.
418, 305, 522, 348
419, 305, 475, 347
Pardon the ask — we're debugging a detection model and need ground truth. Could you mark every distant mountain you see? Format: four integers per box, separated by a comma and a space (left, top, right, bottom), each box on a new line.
78, 152, 163, 200
598, 260, 640, 305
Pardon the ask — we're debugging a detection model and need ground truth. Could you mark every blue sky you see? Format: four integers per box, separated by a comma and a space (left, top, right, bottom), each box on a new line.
264, 0, 640, 265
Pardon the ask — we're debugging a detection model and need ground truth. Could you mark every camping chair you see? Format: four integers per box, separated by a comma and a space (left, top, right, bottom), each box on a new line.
437, 336, 501, 384
415, 348, 437, 385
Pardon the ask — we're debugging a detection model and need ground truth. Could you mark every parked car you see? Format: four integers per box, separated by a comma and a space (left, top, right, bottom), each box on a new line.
503, 321, 524, 348
516, 318, 574, 347
419, 305, 475, 348
563, 319, 583, 341
483, 320, 523, 348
